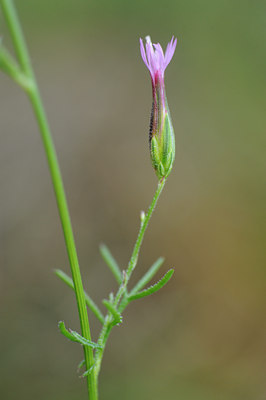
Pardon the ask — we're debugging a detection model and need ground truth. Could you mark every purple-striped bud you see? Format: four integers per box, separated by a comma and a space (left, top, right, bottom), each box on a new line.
140, 36, 177, 179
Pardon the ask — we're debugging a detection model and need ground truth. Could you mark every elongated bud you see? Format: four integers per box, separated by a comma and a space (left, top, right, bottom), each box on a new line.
140, 36, 177, 179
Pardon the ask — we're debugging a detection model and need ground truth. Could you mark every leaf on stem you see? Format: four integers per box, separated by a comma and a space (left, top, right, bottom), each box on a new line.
54, 269, 105, 324
77, 359, 86, 371
99, 244, 122, 284
77, 359, 95, 378
130, 257, 165, 295
82, 365, 95, 377
128, 269, 174, 301
0, 45, 32, 90
58, 321, 102, 349
102, 299, 122, 325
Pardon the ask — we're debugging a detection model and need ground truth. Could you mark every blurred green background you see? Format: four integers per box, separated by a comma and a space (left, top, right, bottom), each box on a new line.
0, 0, 265, 399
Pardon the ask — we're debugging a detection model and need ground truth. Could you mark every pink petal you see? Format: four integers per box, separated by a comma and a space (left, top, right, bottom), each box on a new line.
139, 38, 149, 70
154, 43, 165, 71
140, 35, 177, 81
164, 37, 177, 69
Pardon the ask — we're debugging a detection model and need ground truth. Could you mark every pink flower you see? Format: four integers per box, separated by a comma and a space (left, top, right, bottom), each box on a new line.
139, 36, 177, 179
139, 36, 177, 87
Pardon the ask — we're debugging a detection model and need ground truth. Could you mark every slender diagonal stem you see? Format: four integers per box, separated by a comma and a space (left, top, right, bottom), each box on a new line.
0, 1, 97, 398
126, 177, 165, 279
114, 177, 166, 307
94, 177, 166, 378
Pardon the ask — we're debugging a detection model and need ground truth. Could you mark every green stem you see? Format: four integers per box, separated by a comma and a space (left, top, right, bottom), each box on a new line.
94, 177, 166, 378
126, 177, 165, 277
0, 1, 97, 398
115, 177, 166, 306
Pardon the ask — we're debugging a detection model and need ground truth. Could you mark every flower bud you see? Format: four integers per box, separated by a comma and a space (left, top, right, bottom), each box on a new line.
140, 36, 177, 179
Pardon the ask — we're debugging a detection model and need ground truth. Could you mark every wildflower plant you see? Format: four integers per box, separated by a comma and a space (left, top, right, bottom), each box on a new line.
140, 35, 177, 179
0, 1, 177, 399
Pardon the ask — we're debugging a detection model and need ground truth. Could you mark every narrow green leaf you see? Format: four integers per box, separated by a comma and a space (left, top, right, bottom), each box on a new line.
69, 330, 101, 348
54, 269, 105, 324
117, 294, 129, 313
130, 257, 165, 295
102, 299, 122, 325
58, 321, 102, 349
59, 320, 76, 341
128, 269, 174, 301
77, 360, 95, 378
99, 244, 122, 284
82, 365, 95, 377
77, 359, 86, 371
54, 269, 74, 288
0, 46, 32, 90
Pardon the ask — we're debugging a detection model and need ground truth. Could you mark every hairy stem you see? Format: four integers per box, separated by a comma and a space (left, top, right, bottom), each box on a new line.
94, 177, 166, 378
0, 1, 97, 398
126, 178, 166, 280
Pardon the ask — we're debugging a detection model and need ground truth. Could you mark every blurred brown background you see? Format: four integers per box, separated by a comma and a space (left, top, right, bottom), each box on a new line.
0, 1, 265, 399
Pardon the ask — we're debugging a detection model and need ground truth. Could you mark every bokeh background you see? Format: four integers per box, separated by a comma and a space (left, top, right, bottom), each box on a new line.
0, 1, 265, 399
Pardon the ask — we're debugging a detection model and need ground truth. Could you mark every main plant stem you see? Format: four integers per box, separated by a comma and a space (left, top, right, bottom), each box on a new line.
0, 1, 97, 398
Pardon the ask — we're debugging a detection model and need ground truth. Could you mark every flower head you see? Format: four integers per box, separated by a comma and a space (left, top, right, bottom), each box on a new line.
140, 36, 177, 86
140, 36, 177, 179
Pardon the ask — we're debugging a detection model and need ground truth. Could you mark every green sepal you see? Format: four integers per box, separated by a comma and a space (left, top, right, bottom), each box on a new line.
127, 269, 174, 301
150, 110, 175, 179
102, 300, 122, 325
158, 162, 166, 178
161, 113, 175, 178
58, 321, 102, 349
150, 136, 161, 175
99, 244, 122, 284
